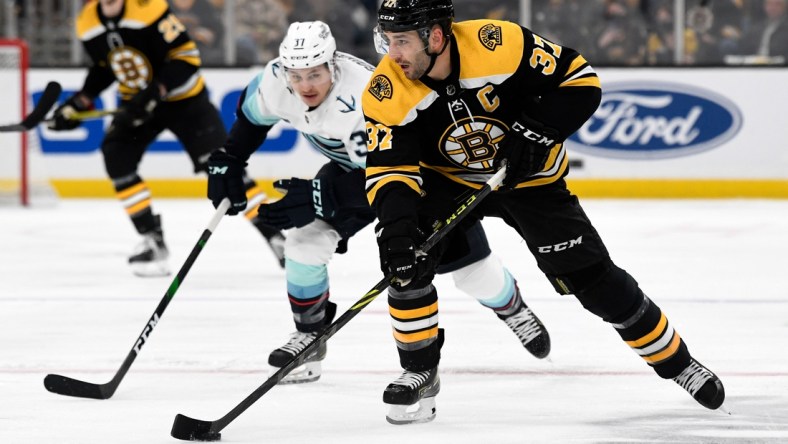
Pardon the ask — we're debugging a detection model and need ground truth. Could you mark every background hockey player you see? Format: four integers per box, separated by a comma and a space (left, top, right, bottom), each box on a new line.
47, 0, 285, 277
363, 0, 726, 425
206, 21, 550, 385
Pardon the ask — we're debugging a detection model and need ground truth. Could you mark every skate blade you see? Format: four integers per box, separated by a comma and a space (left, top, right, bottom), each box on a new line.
386, 397, 436, 425
272, 361, 321, 384
130, 260, 170, 277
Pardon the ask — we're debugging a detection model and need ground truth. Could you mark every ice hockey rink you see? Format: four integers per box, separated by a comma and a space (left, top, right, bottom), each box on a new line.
2, 198, 787, 443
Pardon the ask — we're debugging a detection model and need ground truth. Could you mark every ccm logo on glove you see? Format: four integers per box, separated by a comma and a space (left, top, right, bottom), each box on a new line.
311, 179, 326, 217
510, 121, 557, 148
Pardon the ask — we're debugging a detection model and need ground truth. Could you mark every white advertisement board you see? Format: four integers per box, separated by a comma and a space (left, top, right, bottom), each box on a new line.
17, 67, 788, 197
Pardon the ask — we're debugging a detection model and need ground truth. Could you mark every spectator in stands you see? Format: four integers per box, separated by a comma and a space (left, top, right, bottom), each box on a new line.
690, 0, 746, 64
594, 0, 648, 65
170, 0, 225, 65
531, 0, 597, 58
288, 0, 375, 63
233, 0, 292, 65
739, 0, 788, 62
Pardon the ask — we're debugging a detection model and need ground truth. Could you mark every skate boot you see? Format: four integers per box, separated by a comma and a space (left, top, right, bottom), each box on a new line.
254, 220, 286, 268
500, 305, 551, 359
268, 331, 327, 384
673, 359, 725, 409
383, 367, 440, 425
128, 217, 170, 277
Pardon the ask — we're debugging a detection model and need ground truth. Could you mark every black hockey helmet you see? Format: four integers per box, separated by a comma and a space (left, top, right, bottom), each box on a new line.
377, 0, 454, 34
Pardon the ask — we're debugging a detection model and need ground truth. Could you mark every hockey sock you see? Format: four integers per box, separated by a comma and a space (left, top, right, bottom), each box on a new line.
389, 285, 441, 371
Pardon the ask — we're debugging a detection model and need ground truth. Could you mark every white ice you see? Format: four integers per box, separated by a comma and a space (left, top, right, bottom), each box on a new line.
2, 198, 787, 443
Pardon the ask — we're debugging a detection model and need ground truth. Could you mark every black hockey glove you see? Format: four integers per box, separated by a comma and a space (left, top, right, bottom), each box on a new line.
257, 177, 338, 230
376, 219, 435, 289
47, 94, 93, 131
494, 114, 561, 189
207, 149, 248, 215
113, 82, 161, 129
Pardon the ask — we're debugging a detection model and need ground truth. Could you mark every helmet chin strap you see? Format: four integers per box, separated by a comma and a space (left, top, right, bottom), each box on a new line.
421, 35, 451, 78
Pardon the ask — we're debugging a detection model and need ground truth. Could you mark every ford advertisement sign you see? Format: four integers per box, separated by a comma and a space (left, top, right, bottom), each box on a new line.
568, 81, 743, 159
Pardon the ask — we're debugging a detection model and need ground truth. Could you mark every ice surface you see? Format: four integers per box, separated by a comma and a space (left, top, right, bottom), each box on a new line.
2, 199, 787, 443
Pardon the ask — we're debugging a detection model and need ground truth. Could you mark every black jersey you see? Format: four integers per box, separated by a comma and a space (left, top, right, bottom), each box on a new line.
362, 20, 601, 220
75, 0, 205, 102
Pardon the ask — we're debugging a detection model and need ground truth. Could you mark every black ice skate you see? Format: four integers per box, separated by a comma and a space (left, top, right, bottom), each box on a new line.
268, 331, 327, 384
673, 359, 726, 410
128, 218, 170, 277
500, 305, 551, 359
383, 367, 440, 425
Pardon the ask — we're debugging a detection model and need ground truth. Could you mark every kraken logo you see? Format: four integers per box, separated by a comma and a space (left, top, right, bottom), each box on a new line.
439, 116, 507, 171
479, 23, 503, 51
108, 47, 152, 90
368, 75, 393, 102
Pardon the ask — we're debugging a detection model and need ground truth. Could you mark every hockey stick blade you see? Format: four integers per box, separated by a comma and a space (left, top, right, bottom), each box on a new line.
170, 167, 508, 441
172, 414, 221, 441
43, 199, 231, 400
43, 374, 111, 400
0, 81, 62, 132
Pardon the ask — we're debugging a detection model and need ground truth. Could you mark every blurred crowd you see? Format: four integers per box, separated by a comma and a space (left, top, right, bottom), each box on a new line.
532, 0, 788, 65
1, 0, 786, 66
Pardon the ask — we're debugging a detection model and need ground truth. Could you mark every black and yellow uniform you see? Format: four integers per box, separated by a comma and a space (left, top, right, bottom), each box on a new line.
74, 0, 225, 234
363, 20, 694, 380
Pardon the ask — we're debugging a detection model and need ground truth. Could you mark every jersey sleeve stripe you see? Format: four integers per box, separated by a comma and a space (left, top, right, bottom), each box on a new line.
167, 42, 201, 67
560, 76, 601, 88
366, 173, 422, 204
165, 74, 204, 101
565, 55, 590, 77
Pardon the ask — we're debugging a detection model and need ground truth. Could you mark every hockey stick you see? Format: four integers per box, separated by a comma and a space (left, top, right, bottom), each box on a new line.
43, 198, 232, 399
0, 81, 61, 132
170, 166, 508, 442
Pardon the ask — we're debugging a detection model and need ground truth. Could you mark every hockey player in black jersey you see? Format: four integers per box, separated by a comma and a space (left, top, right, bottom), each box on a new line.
363, 0, 725, 425
47, 0, 284, 276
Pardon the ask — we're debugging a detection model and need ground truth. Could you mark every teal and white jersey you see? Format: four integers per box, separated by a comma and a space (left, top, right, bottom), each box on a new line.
240, 51, 373, 171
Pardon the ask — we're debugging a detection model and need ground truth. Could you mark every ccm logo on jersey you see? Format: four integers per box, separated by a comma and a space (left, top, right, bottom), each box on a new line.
570, 81, 742, 159
208, 165, 228, 175
538, 236, 583, 253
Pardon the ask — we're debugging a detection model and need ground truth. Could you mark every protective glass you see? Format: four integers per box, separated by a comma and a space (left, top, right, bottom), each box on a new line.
373, 26, 429, 55
284, 67, 332, 87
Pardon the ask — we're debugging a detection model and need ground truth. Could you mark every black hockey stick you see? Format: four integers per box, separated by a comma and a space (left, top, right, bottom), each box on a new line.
0, 81, 61, 132
43, 198, 232, 399
170, 166, 508, 442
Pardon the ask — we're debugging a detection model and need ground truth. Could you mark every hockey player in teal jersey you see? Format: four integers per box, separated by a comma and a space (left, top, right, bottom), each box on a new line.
363, 0, 725, 425
207, 21, 550, 384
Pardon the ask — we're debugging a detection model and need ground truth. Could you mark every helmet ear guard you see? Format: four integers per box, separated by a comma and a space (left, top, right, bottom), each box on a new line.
279, 21, 338, 82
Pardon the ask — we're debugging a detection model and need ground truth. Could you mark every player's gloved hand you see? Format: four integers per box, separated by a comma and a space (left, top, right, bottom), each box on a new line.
494, 113, 561, 189
47, 93, 93, 131
376, 219, 435, 289
113, 82, 161, 129
257, 177, 337, 230
207, 149, 248, 215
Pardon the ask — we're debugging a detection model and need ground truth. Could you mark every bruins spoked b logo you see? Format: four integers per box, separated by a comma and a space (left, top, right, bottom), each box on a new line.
368, 75, 393, 102
109, 47, 152, 90
479, 23, 503, 51
439, 116, 507, 171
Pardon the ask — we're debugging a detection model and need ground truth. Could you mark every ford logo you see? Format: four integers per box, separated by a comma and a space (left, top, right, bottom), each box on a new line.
568, 81, 743, 159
